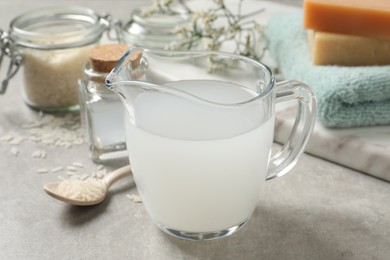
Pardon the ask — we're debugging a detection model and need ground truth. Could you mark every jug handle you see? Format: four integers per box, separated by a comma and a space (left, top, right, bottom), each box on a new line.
266, 80, 316, 181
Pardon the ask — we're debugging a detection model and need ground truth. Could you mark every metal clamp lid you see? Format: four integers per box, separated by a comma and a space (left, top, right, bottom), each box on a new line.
0, 30, 23, 94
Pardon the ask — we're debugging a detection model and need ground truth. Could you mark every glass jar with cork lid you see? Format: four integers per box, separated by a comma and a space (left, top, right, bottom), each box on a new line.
78, 44, 142, 163
0, 6, 110, 112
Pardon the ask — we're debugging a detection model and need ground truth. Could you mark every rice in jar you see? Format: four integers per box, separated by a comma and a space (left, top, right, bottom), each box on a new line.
8, 6, 110, 112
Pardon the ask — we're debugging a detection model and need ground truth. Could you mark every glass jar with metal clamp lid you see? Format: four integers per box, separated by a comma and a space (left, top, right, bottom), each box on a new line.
0, 6, 111, 112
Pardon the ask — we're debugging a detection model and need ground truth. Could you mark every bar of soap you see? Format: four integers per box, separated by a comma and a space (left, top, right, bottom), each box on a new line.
304, 0, 390, 39
307, 30, 390, 66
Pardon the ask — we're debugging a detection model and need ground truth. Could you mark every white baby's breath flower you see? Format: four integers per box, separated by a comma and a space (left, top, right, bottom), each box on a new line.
143, 0, 267, 61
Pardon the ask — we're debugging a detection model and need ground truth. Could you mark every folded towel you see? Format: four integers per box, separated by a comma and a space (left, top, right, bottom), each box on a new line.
266, 13, 390, 128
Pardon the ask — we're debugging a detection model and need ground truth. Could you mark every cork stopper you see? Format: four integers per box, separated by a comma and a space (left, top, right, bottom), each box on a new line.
128, 48, 143, 69
89, 44, 129, 73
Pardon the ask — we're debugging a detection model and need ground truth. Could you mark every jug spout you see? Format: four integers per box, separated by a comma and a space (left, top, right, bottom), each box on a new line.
105, 47, 186, 103
105, 47, 208, 111
105, 47, 144, 90
105, 47, 154, 114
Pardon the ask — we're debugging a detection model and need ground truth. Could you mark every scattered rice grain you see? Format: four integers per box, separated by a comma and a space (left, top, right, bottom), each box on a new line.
0, 135, 13, 142
70, 124, 80, 130
66, 171, 77, 176
43, 139, 55, 145
72, 162, 84, 168
10, 147, 19, 157
29, 136, 41, 142
22, 122, 43, 129
37, 168, 49, 174
96, 170, 106, 179
80, 174, 89, 180
74, 139, 84, 145
66, 166, 77, 171
32, 150, 47, 159
9, 136, 27, 145
51, 166, 63, 173
126, 194, 142, 203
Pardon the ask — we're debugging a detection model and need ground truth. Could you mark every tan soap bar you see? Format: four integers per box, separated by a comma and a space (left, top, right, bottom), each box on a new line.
304, 0, 390, 39
307, 30, 390, 66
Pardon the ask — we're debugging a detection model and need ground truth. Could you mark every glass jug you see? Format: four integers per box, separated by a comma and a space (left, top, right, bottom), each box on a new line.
106, 48, 316, 241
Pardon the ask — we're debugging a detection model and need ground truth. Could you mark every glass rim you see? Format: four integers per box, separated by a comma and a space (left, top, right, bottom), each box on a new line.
9, 5, 108, 50
106, 48, 275, 107
131, 8, 190, 28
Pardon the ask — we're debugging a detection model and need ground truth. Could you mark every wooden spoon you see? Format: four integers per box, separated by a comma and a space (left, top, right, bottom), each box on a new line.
44, 165, 132, 206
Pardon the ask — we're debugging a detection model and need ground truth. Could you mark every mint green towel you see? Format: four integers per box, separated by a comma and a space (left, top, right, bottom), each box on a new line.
266, 13, 390, 128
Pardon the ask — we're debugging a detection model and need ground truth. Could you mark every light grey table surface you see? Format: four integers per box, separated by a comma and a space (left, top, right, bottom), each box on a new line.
1, 1, 389, 260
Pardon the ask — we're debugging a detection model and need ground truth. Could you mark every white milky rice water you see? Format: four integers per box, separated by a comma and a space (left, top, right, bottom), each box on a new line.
125, 80, 274, 232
